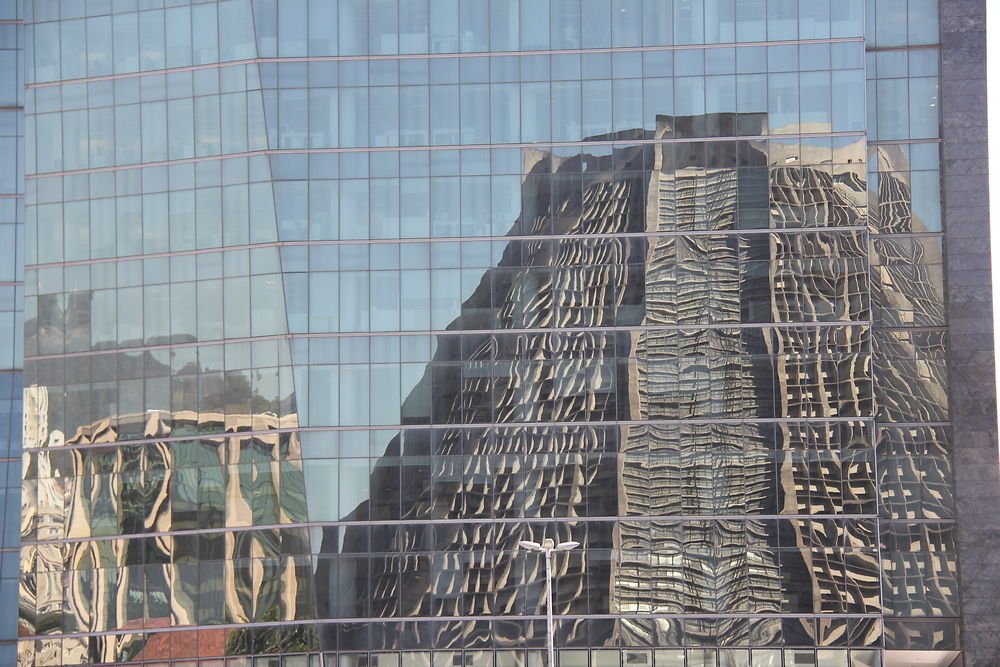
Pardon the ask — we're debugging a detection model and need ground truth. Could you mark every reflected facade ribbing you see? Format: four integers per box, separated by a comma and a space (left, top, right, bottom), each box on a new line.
10, 1, 987, 666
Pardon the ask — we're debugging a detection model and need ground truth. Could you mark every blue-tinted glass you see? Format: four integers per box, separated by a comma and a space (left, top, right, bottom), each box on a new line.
674, 0, 705, 45
371, 87, 400, 147
706, 74, 735, 116
551, 0, 581, 49
909, 0, 940, 45
460, 0, 490, 51
339, 0, 369, 55
370, 0, 400, 55
582, 79, 612, 137
308, 0, 338, 55
252, 0, 278, 56
707, 47, 736, 75
521, 54, 550, 82
705, 0, 735, 43
641, 0, 672, 45
278, 0, 308, 57
551, 81, 581, 142
735, 0, 765, 41
459, 57, 488, 84
431, 0, 459, 53
831, 0, 864, 37
877, 50, 908, 78
430, 84, 459, 145
59, 19, 85, 80
460, 84, 490, 144
768, 72, 798, 133
877, 78, 909, 139
398, 0, 429, 53
909, 49, 940, 77
613, 78, 642, 131
612, 0, 642, 47
138, 9, 165, 70
874, 0, 907, 47
800, 0, 831, 39
800, 71, 831, 126
909, 76, 940, 139
339, 87, 369, 149
429, 57, 458, 84
799, 44, 830, 71
490, 0, 520, 51
768, 45, 798, 73
736, 46, 766, 74
491, 83, 519, 143
32, 22, 59, 82
582, 52, 612, 79
675, 49, 704, 76
644, 76, 673, 127
191, 3, 219, 65
767, 0, 798, 40
309, 88, 338, 148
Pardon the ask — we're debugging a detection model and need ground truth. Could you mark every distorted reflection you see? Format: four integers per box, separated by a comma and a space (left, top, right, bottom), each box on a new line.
20, 385, 312, 657
19, 118, 957, 664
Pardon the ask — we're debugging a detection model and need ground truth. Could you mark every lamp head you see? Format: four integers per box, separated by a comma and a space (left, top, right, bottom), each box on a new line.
518, 539, 580, 552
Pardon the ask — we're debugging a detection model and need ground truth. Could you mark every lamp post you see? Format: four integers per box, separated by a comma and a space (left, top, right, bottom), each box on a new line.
518, 538, 580, 667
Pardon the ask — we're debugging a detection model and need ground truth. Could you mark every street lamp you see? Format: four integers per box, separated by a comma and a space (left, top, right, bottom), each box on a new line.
518, 538, 580, 667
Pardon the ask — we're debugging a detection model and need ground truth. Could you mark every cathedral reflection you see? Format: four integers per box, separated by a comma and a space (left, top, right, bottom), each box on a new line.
323, 119, 880, 650
19, 116, 958, 662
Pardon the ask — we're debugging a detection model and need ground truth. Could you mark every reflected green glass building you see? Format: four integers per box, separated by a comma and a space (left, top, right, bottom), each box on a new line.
12, 1, 998, 667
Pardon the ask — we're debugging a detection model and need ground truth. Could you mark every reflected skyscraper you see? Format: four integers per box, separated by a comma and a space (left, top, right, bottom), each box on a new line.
7, 1, 998, 667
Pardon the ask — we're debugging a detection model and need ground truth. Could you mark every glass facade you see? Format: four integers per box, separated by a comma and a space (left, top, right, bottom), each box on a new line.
0, 0, 23, 663
10, 1, 972, 666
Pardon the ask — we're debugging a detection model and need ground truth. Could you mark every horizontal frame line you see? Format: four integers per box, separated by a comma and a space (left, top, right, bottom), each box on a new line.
19, 610, 894, 643
23, 320, 874, 360
24, 132, 868, 179
25, 227, 873, 271
21, 415, 886, 454
25, 37, 865, 88
22, 512, 893, 547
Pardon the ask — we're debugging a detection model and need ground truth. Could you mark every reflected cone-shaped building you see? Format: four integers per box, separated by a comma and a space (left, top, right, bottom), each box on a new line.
319, 116, 883, 653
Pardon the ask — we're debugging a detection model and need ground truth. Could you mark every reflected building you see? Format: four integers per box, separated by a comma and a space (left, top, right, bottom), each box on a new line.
324, 123, 881, 652
20, 384, 313, 661
12, 2, 994, 667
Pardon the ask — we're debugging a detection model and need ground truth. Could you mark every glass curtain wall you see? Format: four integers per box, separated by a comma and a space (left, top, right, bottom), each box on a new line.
865, 0, 959, 660
15, 1, 957, 667
0, 0, 23, 663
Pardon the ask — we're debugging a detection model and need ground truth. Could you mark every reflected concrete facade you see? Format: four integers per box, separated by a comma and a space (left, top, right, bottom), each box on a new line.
10, 1, 993, 667
327, 129, 884, 651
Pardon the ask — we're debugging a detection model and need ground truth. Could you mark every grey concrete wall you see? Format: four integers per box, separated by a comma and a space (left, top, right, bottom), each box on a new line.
940, 1, 1000, 665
